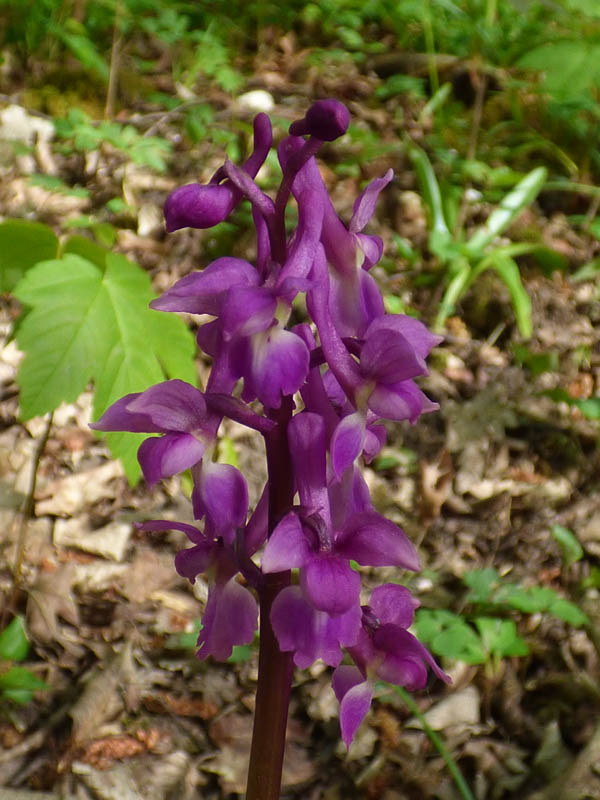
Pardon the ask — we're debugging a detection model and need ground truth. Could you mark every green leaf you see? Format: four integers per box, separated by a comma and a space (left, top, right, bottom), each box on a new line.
501, 585, 558, 613
1, 688, 34, 705
474, 617, 528, 658
518, 41, 600, 99
0, 666, 48, 691
227, 644, 252, 663
413, 608, 460, 645
432, 621, 486, 664
463, 568, 500, 603
489, 255, 532, 338
414, 609, 486, 664
551, 524, 584, 566
0, 220, 59, 293
58, 32, 110, 82
15, 254, 113, 417
61, 234, 108, 269
565, 0, 600, 17
14, 251, 196, 483
408, 145, 452, 253
547, 598, 588, 627
0, 617, 29, 662
466, 167, 547, 256
574, 398, 600, 420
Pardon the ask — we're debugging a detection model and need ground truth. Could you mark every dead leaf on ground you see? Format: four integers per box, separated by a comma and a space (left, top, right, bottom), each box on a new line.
54, 516, 131, 562
68, 643, 140, 747
27, 562, 81, 654
36, 461, 123, 517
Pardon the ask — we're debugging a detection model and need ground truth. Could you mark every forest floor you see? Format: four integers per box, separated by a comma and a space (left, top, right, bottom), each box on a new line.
1, 36, 600, 800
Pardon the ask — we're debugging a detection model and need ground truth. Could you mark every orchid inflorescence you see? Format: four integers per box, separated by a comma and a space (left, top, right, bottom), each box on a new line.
92, 99, 449, 750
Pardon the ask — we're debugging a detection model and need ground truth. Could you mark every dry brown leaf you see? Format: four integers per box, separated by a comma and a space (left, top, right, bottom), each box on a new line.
36, 461, 123, 517
68, 643, 147, 751
54, 516, 131, 561
27, 562, 80, 652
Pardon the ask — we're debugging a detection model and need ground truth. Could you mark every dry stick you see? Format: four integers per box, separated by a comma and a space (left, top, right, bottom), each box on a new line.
455, 66, 488, 233
104, 0, 123, 120
2, 413, 53, 629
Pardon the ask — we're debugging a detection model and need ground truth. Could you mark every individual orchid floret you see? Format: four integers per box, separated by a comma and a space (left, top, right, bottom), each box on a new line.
262, 413, 420, 620
164, 113, 272, 232
91, 380, 214, 486
136, 488, 258, 662
332, 584, 451, 747
270, 585, 361, 668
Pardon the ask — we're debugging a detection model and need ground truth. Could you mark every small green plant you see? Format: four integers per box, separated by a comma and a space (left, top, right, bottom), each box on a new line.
0, 220, 196, 482
414, 568, 587, 670
410, 143, 547, 336
54, 108, 171, 172
0, 617, 48, 705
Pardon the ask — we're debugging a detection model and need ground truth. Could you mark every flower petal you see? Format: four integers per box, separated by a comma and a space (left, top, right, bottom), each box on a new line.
331, 412, 366, 480
373, 625, 451, 689
135, 518, 205, 544
271, 586, 360, 668
349, 170, 394, 233
91, 393, 162, 433
137, 433, 206, 485
301, 555, 360, 615
332, 667, 374, 748
262, 512, 312, 573
197, 578, 258, 661
248, 327, 309, 409
360, 329, 426, 384
150, 258, 258, 315
369, 583, 420, 629
368, 380, 439, 423
288, 412, 330, 524
192, 461, 248, 531
174, 542, 213, 581
127, 380, 207, 433
220, 286, 276, 339
336, 511, 421, 571
365, 315, 443, 360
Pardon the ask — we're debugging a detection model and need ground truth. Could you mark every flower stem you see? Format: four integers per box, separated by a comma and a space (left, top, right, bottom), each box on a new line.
246, 397, 295, 800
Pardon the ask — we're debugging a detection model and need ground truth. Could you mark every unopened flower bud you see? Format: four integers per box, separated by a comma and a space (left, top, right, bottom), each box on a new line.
289, 99, 350, 141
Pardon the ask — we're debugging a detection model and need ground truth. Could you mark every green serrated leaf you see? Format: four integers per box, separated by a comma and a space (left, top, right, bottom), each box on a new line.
0, 220, 59, 293
15, 254, 114, 417
551, 524, 584, 566
0, 617, 29, 662
61, 235, 108, 269
14, 251, 195, 483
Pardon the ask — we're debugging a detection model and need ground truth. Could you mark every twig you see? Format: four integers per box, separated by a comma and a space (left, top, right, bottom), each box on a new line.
455, 65, 487, 233
2, 413, 53, 629
104, 0, 123, 119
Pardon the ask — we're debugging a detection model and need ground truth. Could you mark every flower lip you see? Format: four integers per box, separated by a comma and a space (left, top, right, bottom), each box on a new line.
289, 99, 350, 141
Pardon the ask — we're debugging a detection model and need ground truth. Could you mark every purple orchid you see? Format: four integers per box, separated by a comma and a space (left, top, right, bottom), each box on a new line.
93, 100, 448, 788
91, 380, 214, 485
333, 584, 451, 746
